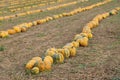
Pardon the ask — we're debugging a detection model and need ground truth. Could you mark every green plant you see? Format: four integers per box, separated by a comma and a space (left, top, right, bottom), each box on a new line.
0, 45, 5, 51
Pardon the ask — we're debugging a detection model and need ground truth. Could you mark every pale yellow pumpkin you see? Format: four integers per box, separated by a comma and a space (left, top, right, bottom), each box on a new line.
82, 26, 91, 33
32, 57, 42, 62
21, 26, 27, 32
31, 67, 39, 74
52, 53, 64, 63
45, 48, 57, 56
0, 31, 9, 38
58, 48, 70, 58
74, 34, 82, 41
63, 43, 74, 49
32, 21, 37, 26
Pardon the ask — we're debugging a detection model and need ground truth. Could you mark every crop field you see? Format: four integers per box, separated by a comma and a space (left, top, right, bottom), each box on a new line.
0, 0, 120, 80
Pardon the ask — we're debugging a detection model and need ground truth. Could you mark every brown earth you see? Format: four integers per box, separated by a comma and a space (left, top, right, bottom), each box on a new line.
0, 0, 120, 80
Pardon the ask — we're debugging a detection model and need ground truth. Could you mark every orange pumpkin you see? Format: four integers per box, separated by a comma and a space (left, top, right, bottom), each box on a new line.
44, 56, 53, 64
37, 61, 45, 72
7, 29, 16, 35
25, 59, 36, 69
44, 59, 52, 70
13, 26, 21, 32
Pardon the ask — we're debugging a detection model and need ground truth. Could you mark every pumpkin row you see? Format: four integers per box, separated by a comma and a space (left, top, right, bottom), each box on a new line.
0, 0, 111, 38
9, 0, 57, 7
0, 0, 63, 14
0, 0, 47, 8
0, 0, 88, 21
0, 0, 43, 10
25, 6, 120, 75
8, 0, 63, 12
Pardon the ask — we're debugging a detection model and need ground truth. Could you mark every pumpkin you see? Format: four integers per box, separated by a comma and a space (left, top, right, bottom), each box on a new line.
31, 67, 39, 74
70, 12, 74, 16
57, 49, 64, 55
13, 26, 21, 32
44, 59, 52, 70
79, 37, 88, 47
0, 31, 9, 38
93, 19, 99, 26
45, 18, 49, 22
7, 29, 16, 35
26, 22, 33, 28
80, 33, 88, 38
44, 19, 48, 23
115, 7, 120, 10
47, 17, 53, 20
32, 57, 42, 62
109, 10, 118, 15
37, 61, 45, 72
90, 20, 99, 28
45, 50, 55, 56
53, 15, 60, 19
32, 21, 37, 26
86, 32, 93, 38
86, 23, 94, 29
82, 26, 91, 34
44, 56, 53, 64
21, 26, 27, 32
64, 48, 70, 58
102, 13, 107, 19
71, 41, 79, 48
74, 34, 83, 41
62, 13, 69, 16
25, 59, 36, 69
69, 47, 76, 57
96, 15, 103, 21
45, 48, 57, 56
49, 48, 57, 52
105, 12, 110, 17
59, 14, 63, 18
58, 48, 70, 58
52, 53, 64, 63
36, 20, 41, 24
